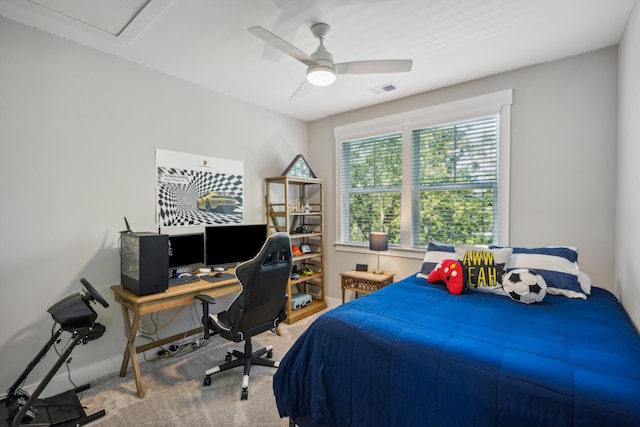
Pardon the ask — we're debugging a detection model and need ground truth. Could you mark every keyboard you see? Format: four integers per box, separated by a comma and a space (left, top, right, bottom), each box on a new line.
168, 275, 199, 287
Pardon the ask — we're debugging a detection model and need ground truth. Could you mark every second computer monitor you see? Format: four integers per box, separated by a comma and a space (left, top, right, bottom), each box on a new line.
205, 224, 267, 268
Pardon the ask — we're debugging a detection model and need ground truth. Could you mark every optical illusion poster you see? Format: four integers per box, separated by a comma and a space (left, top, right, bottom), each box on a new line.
156, 149, 244, 227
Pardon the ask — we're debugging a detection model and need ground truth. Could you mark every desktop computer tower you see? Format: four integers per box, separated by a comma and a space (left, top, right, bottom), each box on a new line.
120, 232, 169, 296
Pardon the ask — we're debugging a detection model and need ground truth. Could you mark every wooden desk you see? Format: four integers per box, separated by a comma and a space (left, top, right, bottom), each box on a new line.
111, 275, 241, 398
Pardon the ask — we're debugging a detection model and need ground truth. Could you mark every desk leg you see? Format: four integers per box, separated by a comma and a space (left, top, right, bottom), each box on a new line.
118, 305, 146, 398
118, 305, 132, 376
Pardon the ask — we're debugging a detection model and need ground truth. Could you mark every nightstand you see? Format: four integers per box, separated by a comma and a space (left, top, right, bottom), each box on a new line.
340, 270, 395, 304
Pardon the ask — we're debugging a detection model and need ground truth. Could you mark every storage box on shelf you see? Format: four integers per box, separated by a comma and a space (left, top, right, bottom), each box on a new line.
265, 176, 327, 323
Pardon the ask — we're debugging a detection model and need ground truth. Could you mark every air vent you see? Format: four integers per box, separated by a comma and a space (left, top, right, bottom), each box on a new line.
369, 83, 397, 95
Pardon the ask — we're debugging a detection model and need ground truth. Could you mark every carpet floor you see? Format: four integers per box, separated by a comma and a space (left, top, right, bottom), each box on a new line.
80, 311, 324, 427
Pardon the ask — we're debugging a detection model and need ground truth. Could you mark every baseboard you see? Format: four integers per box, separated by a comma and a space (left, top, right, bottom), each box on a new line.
325, 296, 341, 309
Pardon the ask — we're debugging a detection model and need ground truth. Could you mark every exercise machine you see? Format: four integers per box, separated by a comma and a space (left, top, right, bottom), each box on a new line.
0, 278, 109, 427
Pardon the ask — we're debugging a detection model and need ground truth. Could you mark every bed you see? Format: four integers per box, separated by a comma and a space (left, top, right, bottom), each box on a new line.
273, 272, 640, 426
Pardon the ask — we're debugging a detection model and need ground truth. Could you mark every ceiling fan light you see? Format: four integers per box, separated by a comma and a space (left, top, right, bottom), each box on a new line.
306, 66, 336, 86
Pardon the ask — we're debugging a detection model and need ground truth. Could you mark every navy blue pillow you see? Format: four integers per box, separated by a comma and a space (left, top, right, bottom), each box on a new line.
417, 242, 455, 279
491, 245, 584, 299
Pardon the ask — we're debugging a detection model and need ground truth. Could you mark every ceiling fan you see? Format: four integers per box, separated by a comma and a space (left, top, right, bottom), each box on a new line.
248, 22, 413, 99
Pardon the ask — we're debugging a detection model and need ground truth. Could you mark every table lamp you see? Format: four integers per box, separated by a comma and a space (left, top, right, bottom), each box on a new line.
369, 231, 388, 274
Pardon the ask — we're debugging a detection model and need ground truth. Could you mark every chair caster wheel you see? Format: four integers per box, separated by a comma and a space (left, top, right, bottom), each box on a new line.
225, 353, 233, 362
203, 376, 212, 387
241, 389, 248, 400
267, 349, 273, 358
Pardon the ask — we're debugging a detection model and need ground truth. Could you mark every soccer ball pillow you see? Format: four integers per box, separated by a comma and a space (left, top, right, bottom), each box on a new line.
502, 268, 547, 304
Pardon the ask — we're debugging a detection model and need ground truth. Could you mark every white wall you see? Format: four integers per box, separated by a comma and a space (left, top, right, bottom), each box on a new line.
0, 18, 307, 394
309, 47, 619, 311
617, 0, 640, 328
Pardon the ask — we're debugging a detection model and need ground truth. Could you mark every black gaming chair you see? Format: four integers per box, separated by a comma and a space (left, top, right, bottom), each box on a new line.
196, 232, 292, 400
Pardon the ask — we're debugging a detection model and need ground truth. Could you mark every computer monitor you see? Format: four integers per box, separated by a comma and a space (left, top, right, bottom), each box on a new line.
205, 224, 267, 268
168, 233, 205, 270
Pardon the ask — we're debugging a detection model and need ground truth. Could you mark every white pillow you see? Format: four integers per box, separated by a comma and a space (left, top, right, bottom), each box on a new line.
578, 271, 592, 295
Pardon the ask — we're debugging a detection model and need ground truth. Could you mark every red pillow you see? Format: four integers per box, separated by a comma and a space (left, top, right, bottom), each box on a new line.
427, 259, 465, 295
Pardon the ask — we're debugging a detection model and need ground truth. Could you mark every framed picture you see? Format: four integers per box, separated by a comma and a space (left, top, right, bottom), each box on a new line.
156, 149, 244, 227
281, 154, 316, 178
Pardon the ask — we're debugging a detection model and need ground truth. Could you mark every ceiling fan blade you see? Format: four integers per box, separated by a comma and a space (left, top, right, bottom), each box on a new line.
248, 26, 317, 67
335, 60, 413, 75
289, 79, 313, 101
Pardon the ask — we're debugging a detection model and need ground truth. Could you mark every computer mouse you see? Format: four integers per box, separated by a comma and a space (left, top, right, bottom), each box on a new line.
215, 272, 224, 278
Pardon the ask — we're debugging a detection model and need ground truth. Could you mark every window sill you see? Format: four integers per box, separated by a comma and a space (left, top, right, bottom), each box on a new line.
333, 242, 425, 260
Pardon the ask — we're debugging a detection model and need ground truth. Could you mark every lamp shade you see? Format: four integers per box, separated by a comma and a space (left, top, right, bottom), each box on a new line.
369, 232, 388, 252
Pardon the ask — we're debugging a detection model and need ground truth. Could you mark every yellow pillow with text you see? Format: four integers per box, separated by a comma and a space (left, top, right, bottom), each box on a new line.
454, 245, 512, 295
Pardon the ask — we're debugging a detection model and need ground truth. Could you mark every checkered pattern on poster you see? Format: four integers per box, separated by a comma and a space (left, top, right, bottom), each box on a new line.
156, 149, 244, 227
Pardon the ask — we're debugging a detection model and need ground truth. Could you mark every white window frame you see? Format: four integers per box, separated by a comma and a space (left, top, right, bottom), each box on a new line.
334, 90, 512, 258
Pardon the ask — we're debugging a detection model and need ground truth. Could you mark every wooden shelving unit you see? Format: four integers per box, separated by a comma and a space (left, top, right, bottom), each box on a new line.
265, 176, 327, 324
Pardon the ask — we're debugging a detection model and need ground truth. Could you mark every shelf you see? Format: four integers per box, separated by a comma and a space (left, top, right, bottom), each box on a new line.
269, 212, 321, 220
285, 298, 327, 324
266, 176, 323, 185
266, 175, 324, 325
292, 252, 322, 262
290, 232, 322, 239
290, 272, 323, 286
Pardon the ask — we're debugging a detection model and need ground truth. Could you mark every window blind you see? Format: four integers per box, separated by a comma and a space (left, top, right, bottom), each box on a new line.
341, 133, 402, 244
411, 115, 499, 246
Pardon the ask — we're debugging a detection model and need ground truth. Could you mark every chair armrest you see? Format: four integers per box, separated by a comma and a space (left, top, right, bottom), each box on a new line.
195, 295, 216, 340
195, 295, 216, 305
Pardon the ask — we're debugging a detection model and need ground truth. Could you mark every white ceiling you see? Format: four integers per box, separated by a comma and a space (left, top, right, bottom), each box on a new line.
0, 0, 635, 121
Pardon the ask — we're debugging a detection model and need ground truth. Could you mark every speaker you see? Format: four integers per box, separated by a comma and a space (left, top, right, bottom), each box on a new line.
120, 232, 169, 296
355, 263, 368, 272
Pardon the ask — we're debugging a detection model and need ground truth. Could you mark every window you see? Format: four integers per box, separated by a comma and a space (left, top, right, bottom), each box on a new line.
341, 133, 402, 245
336, 90, 512, 253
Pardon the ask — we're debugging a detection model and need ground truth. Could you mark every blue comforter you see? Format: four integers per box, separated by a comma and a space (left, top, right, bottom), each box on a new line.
273, 275, 640, 426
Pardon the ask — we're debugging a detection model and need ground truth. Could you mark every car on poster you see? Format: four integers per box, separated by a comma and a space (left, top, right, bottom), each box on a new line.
197, 191, 237, 213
